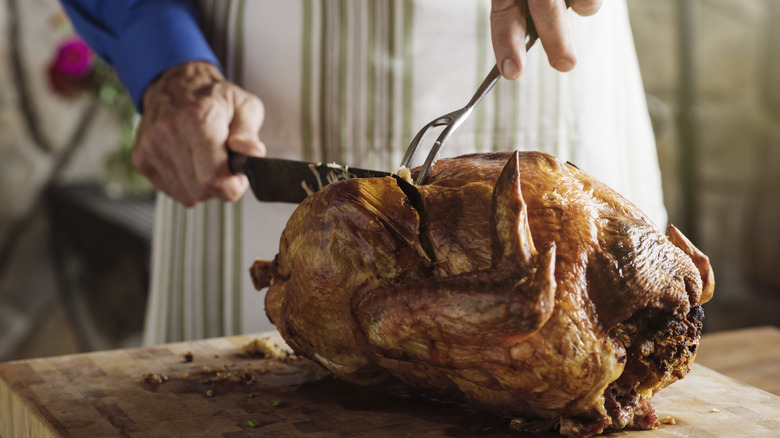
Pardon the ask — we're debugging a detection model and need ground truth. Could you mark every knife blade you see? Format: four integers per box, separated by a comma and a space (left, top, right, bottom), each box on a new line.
228, 151, 391, 203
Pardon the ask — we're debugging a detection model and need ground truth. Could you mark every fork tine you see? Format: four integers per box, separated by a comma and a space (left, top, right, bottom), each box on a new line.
413, 119, 463, 185
399, 115, 454, 170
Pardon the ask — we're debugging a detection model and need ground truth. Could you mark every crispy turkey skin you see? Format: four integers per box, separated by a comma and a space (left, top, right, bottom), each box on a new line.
251, 151, 714, 437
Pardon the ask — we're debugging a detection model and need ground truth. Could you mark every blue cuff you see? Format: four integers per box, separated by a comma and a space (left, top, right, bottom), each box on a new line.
113, 0, 221, 111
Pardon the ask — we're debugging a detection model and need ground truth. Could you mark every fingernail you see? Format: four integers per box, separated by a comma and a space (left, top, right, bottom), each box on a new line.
552, 59, 574, 72
502, 58, 520, 79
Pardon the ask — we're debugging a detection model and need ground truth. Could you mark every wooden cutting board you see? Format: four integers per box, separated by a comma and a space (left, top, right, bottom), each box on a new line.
1, 332, 778, 438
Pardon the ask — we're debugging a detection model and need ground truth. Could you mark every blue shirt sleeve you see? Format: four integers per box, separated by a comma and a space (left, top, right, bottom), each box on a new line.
59, 0, 221, 111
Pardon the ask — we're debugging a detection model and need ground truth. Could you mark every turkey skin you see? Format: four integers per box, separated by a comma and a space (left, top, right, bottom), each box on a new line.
251, 151, 714, 437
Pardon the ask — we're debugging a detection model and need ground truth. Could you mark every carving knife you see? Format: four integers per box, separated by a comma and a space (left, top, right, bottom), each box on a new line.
228, 151, 391, 203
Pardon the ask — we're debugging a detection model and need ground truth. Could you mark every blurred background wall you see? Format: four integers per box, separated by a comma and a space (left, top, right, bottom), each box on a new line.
628, 0, 780, 331
0, 0, 127, 361
0, 0, 778, 361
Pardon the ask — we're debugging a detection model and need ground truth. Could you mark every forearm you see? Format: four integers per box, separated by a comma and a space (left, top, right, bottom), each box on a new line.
59, 0, 221, 111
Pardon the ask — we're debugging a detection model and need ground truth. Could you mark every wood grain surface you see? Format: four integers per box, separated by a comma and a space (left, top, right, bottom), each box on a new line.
696, 326, 780, 396
1, 330, 778, 438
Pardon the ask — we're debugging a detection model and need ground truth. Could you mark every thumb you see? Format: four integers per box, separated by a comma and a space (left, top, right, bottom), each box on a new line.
229, 136, 267, 157
228, 93, 266, 157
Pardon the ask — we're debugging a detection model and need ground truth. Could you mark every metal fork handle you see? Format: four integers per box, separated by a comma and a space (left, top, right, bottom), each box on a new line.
398, 66, 500, 170
402, 30, 540, 185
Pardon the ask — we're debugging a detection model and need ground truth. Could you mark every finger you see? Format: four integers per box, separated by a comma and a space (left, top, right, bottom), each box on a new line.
217, 174, 250, 203
227, 93, 266, 156
228, 136, 267, 157
157, 116, 218, 205
142, 111, 216, 206
491, 0, 529, 80
528, 0, 576, 72
133, 131, 200, 207
569, 0, 602, 16
206, 91, 266, 202
189, 96, 248, 202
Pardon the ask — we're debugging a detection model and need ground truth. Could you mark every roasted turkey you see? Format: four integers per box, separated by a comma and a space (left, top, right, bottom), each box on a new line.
250, 151, 714, 437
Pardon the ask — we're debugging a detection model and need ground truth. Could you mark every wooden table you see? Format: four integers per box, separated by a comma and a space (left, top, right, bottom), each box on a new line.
695, 326, 780, 396
1, 327, 778, 437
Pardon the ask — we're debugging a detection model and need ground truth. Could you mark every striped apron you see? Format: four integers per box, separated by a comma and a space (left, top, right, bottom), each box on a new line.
142, 0, 667, 345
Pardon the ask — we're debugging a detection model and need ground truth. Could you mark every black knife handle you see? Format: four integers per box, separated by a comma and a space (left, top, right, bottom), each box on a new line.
227, 149, 247, 175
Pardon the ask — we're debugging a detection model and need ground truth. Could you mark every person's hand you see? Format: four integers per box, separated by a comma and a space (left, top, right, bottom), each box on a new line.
133, 61, 266, 207
490, 0, 603, 80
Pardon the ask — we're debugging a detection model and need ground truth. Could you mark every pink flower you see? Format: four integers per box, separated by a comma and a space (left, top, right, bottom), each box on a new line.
52, 37, 94, 77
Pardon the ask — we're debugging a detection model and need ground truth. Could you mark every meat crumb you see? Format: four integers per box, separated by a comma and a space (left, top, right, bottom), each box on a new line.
241, 337, 283, 359
393, 166, 413, 183
229, 369, 256, 384
660, 416, 677, 425
508, 417, 554, 434
141, 373, 168, 385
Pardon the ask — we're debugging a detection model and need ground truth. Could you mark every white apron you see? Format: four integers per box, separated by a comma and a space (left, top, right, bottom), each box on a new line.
142, 0, 667, 345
